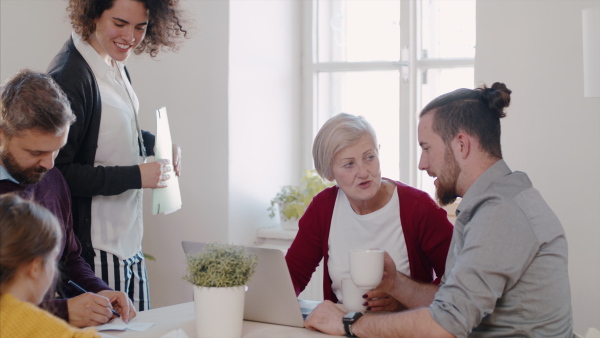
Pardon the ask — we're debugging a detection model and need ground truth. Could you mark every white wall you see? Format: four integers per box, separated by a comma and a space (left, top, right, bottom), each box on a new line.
131, 1, 232, 308
477, 0, 600, 333
0, 0, 72, 76
228, 0, 302, 246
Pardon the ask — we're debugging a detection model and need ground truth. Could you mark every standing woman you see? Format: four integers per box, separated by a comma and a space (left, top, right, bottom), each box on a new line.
0, 194, 100, 338
47, 0, 187, 311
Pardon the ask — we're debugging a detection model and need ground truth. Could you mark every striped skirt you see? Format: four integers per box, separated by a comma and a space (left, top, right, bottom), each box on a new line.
92, 249, 150, 311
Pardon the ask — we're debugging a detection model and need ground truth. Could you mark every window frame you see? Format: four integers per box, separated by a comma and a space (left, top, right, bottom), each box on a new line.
301, 0, 474, 190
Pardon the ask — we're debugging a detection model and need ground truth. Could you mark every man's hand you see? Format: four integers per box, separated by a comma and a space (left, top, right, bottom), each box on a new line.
362, 252, 405, 311
140, 159, 171, 188
97, 290, 136, 323
67, 293, 115, 327
304, 300, 346, 336
375, 251, 399, 294
372, 251, 439, 310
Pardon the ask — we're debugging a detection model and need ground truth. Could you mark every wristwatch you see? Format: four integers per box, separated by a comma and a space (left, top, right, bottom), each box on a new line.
342, 311, 363, 337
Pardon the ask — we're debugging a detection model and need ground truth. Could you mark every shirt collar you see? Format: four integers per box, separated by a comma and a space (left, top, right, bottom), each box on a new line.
456, 159, 512, 215
71, 31, 127, 77
0, 165, 19, 184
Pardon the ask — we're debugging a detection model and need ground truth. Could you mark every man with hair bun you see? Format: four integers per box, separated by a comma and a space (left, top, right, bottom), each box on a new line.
0, 69, 135, 328
304, 83, 573, 337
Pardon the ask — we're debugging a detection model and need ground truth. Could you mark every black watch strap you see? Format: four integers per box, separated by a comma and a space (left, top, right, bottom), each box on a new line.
344, 322, 357, 338
343, 312, 363, 337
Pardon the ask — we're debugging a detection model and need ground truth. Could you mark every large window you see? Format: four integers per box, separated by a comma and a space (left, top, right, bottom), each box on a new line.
303, 0, 475, 197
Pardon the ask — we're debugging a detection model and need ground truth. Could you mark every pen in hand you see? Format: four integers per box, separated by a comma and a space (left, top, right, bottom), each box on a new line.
68, 280, 121, 318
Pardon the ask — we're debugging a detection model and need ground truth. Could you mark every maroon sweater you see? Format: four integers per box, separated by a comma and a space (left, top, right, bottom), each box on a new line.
285, 179, 453, 302
0, 167, 110, 321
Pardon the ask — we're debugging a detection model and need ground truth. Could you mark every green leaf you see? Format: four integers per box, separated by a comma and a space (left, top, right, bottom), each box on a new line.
182, 242, 258, 287
269, 170, 334, 221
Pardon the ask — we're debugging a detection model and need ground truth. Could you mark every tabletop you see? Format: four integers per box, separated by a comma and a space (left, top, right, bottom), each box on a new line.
99, 301, 335, 338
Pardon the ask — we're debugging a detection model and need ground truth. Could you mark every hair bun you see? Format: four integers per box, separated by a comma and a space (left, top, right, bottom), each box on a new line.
480, 82, 511, 118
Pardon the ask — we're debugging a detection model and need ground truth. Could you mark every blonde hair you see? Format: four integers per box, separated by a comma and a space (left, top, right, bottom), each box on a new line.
0, 194, 62, 287
312, 113, 378, 181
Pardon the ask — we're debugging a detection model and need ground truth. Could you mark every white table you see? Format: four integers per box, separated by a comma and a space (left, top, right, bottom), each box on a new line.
99, 302, 334, 337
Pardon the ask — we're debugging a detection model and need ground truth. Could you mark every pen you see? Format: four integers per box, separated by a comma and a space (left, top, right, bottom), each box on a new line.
68, 280, 121, 318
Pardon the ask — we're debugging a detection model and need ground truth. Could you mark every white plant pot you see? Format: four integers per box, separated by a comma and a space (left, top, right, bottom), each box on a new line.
193, 285, 245, 338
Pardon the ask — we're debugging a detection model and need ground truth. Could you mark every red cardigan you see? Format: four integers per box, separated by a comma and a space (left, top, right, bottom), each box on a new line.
285, 179, 453, 302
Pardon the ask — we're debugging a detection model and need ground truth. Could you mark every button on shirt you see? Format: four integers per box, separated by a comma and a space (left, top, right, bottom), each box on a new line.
73, 32, 144, 260
429, 160, 572, 337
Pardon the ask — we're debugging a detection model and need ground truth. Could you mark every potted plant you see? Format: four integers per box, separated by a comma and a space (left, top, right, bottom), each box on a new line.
183, 242, 258, 338
268, 169, 334, 229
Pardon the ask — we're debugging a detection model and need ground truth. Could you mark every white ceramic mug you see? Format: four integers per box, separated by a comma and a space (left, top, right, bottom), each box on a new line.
349, 249, 384, 290
341, 277, 368, 312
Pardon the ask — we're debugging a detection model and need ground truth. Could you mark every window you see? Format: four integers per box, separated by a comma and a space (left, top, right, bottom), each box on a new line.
302, 0, 475, 197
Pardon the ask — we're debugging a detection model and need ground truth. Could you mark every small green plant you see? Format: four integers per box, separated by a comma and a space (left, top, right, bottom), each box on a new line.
183, 242, 258, 287
268, 170, 334, 221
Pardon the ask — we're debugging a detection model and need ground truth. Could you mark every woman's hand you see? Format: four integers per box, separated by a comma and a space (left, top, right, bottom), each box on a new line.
139, 159, 171, 188
362, 290, 406, 312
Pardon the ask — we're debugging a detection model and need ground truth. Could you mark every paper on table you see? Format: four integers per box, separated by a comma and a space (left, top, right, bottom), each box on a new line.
95, 318, 155, 332
160, 328, 190, 338
152, 107, 182, 215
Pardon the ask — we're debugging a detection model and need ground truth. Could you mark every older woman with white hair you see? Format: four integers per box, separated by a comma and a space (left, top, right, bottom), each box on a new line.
285, 113, 453, 312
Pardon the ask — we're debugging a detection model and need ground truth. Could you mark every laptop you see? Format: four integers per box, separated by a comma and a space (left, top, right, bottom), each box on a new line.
181, 241, 318, 327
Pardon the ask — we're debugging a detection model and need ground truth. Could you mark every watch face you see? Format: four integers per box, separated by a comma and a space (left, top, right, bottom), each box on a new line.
343, 311, 362, 321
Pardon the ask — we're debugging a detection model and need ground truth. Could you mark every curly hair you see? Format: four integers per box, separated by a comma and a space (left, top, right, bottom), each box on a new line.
67, 0, 188, 58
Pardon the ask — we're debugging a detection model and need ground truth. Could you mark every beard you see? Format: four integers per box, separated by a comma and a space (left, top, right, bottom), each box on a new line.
0, 148, 48, 185
435, 147, 461, 206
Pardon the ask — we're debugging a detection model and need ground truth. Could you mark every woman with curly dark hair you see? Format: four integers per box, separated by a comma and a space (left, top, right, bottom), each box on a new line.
46, 0, 188, 311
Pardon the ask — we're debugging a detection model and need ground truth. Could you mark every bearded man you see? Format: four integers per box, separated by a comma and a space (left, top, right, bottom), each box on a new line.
0, 69, 136, 327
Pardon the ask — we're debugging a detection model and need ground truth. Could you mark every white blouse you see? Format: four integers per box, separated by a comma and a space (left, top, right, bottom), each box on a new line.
73, 32, 145, 260
328, 184, 410, 302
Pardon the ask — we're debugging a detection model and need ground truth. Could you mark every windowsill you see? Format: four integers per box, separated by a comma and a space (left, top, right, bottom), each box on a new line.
255, 227, 298, 252
256, 227, 298, 241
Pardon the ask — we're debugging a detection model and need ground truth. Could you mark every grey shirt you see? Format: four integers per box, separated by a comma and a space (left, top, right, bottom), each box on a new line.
429, 160, 572, 337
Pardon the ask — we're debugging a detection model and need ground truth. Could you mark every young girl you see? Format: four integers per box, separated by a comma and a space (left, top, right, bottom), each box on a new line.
0, 194, 100, 337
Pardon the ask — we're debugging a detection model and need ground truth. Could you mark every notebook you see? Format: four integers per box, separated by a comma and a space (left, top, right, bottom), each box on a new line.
181, 241, 317, 327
